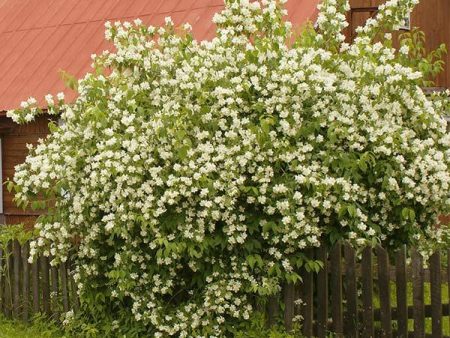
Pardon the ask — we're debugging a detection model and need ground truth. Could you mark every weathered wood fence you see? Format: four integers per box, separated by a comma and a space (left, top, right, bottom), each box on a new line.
278, 243, 450, 337
1, 240, 450, 337
0, 240, 78, 321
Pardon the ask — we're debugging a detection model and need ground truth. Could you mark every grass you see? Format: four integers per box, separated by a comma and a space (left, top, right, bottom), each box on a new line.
0, 315, 63, 338
373, 282, 450, 335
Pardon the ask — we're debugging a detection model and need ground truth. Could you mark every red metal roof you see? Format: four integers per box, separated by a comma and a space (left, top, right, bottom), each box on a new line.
0, 0, 319, 112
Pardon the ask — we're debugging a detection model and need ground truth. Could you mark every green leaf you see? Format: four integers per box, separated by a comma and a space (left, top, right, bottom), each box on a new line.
177, 145, 189, 160
401, 207, 416, 221
347, 205, 357, 218
6, 181, 14, 193
247, 255, 256, 269
358, 159, 368, 173
338, 206, 347, 219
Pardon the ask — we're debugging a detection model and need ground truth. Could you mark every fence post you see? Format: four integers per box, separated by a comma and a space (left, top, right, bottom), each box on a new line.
5, 242, 12, 318
284, 283, 295, 332
41, 256, 51, 315
12, 240, 21, 319
69, 265, 79, 313
344, 244, 358, 337
300, 249, 313, 337
60, 262, 69, 313
32, 255, 40, 314
430, 252, 442, 338
267, 294, 279, 327
22, 241, 30, 322
376, 246, 392, 338
361, 247, 374, 337
412, 249, 425, 338
395, 246, 408, 338
316, 246, 328, 338
330, 242, 343, 336
50, 259, 59, 316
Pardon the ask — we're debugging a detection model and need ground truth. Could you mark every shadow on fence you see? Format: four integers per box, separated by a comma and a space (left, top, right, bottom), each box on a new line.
1, 240, 449, 337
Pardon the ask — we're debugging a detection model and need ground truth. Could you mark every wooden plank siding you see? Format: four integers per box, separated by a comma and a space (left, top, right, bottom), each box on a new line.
348, 0, 450, 88
0, 115, 49, 227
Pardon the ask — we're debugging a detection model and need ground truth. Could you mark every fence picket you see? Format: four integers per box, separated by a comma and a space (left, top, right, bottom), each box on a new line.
284, 283, 295, 331
330, 243, 343, 336
344, 244, 358, 337
60, 262, 69, 313
361, 247, 374, 337
13, 240, 21, 318
395, 246, 408, 338
5, 242, 12, 317
22, 242, 30, 321
376, 246, 392, 338
294, 280, 301, 319
32, 256, 40, 313
430, 252, 442, 338
69, 267, 79, 313
267, 294, 279, 327
316, 246, 328, 338
41, 256, 51, 315
301, 249, 313, 337
412, 249, 425, 338
51, 260, 59, 316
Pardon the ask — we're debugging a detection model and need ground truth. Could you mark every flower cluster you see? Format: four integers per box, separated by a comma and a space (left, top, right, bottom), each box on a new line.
316, 0, 350, 46
356, 0, 419, 38
7, 0, 450, 335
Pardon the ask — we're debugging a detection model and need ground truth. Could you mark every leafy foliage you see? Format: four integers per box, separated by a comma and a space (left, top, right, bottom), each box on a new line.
0, 314, 63, 338
0, 224, 34, 248
399, 29, 447, 87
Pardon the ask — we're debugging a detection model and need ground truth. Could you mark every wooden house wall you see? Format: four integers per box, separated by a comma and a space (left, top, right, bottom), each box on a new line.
0, 115, 49, 227
348, 0, 450, 88
409, 0, 449, 88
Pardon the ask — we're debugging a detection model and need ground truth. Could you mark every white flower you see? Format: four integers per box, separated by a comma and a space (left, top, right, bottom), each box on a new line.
45, 94, 54, 106
399, 45, 409, 55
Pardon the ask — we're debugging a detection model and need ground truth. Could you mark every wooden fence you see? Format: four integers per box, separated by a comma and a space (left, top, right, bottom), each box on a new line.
0, 240, 78, 321
278, 244, 450, 338
1, 240, 450, 337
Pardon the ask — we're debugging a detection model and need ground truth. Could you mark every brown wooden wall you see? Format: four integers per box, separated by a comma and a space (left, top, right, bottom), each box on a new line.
0, 115, 50, 227
412, 0, 450, 88
348, 0, 450, 88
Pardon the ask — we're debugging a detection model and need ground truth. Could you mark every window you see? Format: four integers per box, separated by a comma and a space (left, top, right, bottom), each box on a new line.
399, 14, 411, 31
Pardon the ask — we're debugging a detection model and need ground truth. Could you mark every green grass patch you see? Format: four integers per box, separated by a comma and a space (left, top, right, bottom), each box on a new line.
373, 282, 450, 335
0, 315, 63, 338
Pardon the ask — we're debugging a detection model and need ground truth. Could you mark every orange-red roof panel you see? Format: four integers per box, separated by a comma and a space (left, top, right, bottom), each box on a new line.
0, 0, 320, 111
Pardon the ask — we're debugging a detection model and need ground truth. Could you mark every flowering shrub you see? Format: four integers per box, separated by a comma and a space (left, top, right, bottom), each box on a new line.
6, 0, 450, 335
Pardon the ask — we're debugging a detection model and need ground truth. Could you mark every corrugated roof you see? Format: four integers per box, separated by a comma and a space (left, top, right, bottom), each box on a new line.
0, 0, 319, 112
